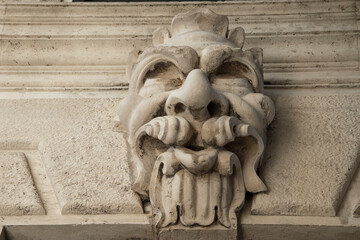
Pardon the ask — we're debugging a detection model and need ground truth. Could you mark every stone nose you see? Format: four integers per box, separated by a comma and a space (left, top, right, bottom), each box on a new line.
165, 69, 228, 122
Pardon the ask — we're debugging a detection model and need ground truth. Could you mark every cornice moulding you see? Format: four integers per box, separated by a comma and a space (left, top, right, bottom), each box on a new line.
0, 0, 356, 15
0, 0, 358, 90
0, 62, 359, 89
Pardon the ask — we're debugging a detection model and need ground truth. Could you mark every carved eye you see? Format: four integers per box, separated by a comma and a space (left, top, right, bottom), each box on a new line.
211, 62, 254, 96
139, 62, 184, 97
219, 61, 251, 74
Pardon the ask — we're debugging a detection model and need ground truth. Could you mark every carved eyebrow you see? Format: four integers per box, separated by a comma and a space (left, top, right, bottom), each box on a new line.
144, 62, 183, 79
199, 45, 234, 74
129, 46, 199, 94
200, 46, 263, 92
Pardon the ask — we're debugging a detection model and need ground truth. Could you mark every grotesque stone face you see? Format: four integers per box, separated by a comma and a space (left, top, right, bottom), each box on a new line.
118, 8, 275, 228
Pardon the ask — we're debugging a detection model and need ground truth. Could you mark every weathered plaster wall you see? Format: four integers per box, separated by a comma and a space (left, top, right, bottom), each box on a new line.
0, 0, 359, 239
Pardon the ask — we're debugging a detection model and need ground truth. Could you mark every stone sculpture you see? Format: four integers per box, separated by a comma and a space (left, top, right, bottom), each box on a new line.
118, 8, 275, 229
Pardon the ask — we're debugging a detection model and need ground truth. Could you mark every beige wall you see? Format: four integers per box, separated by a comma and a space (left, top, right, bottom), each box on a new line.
0, 1, 359, 239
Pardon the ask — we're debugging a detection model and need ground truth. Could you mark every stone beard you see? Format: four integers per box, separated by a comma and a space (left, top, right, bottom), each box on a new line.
118, 9, 275, 229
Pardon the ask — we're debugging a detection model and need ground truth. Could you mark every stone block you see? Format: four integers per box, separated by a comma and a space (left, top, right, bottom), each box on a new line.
241, 223, 360, 240
0, 97, 142, 215
158, 225, 237, 240
252, 93, 360, 216
5, 223, 153, 240
0, 152, 44, 215
39, 129, 143, 214
1, 1, 358, 90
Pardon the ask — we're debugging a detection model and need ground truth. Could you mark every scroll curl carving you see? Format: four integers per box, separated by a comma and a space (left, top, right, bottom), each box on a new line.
118, 8, 275, 229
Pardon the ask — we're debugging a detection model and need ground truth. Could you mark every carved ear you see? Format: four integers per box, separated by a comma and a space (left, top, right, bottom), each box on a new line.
249, 48, 263, 69
126, 49, 142, 83
260, 95, 275, 125
153, 27, 171, 46
243, 94, 275, 126
228, 27, 245, 49
117, 95, 144, 132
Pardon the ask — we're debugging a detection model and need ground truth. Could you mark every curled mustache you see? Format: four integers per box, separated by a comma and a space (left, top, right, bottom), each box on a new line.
133, 115, 267, 195
134, 116, 193, 147
135, 115, 256, 148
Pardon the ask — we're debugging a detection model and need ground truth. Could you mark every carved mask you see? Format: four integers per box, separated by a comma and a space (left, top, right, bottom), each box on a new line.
118, 8, 275, 228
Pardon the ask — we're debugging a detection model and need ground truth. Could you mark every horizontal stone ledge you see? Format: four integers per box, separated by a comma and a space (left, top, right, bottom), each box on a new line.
1, 31, 358, 39
0, 61, 356, 72
241, 202, 360, 227
1, 17, 356, 37
239, 201, 360, 240
264, 70, 360, 85
1, 12, 356, 23
0, 90, 127, 99
0, 214, 150, 226
1, 215, 153, 240
0, 70, 128, 88
0, 62, 358, 88
1, 211, 359, 240
1, 35, 356, 66
0, 80, 359, 91
2, 223, 360, 240
241, 224, 360, 240
0, 84, 360, 99
0, 0, 355, 17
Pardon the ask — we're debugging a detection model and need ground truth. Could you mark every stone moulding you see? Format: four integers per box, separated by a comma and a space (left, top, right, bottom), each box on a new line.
1, 0, 358, 90
118, 8, 275, 229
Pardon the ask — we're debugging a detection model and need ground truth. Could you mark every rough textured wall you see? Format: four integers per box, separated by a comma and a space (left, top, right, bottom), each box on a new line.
0, 1, 359, 239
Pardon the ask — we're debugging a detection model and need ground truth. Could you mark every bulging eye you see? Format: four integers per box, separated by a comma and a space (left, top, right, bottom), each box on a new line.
214, 61, 251, 77
211, 76, 253, 95
210, 61, 254, 96
139, 62, 184, 97
139, 78, 183, 97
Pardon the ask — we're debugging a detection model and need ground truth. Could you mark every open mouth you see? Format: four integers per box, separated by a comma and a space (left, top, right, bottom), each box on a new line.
131, 114, 268, 204
186, 145, 206, 151
171, 146, 218, 175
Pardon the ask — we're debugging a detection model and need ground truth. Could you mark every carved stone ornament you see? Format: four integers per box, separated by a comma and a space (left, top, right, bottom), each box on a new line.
118, 8, 275, 229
